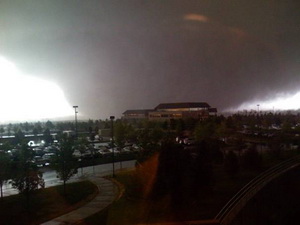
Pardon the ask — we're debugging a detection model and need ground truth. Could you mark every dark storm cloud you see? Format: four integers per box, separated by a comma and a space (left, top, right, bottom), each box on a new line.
1, 0, 300, 119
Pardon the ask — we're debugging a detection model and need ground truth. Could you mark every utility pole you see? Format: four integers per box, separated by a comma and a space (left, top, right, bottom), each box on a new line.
73, 106, 78, 138
110, 116, 115, 177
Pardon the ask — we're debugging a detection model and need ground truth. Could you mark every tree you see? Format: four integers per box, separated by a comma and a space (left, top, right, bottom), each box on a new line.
10, 144, 45, 206
11, 169, 45, 197
0, 151, 11, 199
115, 121, 131, 169
32, 127, 38, 139
268, 137, 284, 159
12, 124, 19, 134
242, 145, 261, 171
74, 137, 89, 174
0, 126, 4, 138
194, 121, 216, 141
43, 128, 53, 145
75, 137, 88, 155
215, 121, 231, 142
7, 123, 12, 136
115, 121, 127, 148
191, 141, 214, 190
89, 132, 95, 142
224, 151, 239, 178
23, 122, 31, 133
175, 119, 185, 136
45, 120, 54, 130
34, 122, 43, 133
124, 123, 138, 142
14, 129, 25, 144
282, 120, 292, 133
52, 135, 78, 195
88, 125, 93, 134
151, 143, 186, 200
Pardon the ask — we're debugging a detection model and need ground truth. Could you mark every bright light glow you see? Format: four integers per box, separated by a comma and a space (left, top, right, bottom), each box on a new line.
0, 56, 74, 122
235, 92, 300, 112
184, 14, 209, 23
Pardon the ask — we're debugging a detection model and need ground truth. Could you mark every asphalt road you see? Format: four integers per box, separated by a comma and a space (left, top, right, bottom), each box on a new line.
2, 160, 136, 197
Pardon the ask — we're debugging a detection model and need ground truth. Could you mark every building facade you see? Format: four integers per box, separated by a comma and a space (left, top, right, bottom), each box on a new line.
123, 102, 217, 121
122, 109, 154, 120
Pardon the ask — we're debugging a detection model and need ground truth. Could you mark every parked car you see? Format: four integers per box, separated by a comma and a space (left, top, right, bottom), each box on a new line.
42, 153, 55, 161
108, 147, 121, 155
33, 156, 46, 167
183, 138, 196, 145
81, 150, 93, 159
122, 146, 132, 153
98, 149, 113, 157
72, 150, 82, 158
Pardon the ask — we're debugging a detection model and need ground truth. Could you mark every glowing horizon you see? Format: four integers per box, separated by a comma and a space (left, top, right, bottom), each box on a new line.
0, 56, 74, 122
233, 92, 300, 112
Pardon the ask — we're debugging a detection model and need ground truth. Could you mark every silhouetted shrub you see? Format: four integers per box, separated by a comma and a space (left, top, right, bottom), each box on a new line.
224, 151, 239, 178
242, 145, 261, 171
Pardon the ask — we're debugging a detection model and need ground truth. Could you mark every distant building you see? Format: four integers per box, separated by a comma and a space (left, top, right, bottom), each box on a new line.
122, 109, 154, 120
123, 102, 217, 121
149, 102, 213, 120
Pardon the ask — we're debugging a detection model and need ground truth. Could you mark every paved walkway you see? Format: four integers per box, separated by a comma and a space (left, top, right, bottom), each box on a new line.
41, 176, 121, 225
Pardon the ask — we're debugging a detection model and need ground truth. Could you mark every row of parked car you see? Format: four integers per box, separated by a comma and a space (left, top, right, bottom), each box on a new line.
31, 145, 59, 167
4, 140, 142, 168
72, 142, 141, 159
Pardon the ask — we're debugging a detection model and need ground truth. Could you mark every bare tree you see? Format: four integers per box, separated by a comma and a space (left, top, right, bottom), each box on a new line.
52, 135, 78, 195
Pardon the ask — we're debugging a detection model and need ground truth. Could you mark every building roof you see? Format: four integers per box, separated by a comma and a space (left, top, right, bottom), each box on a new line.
155, 102, 211, 110
123, 109, 154, 115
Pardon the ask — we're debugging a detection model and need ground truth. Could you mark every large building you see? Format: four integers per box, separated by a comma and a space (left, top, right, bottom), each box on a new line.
122, 109, 154, 120
123, 102, 217, 121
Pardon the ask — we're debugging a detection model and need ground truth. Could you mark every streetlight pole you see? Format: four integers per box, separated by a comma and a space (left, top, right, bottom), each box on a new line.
110, 116, 115, 177
256, 104, 262, 155
256, 104, 259, 115
73, 106, 78, 138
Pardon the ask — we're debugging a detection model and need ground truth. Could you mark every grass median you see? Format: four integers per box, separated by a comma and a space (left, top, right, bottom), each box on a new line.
0, 180, 98, 225
81, 150, 296, 225
81, 163, 262, 224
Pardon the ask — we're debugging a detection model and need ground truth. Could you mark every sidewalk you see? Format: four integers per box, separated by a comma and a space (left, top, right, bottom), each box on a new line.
41, 176, 121, 225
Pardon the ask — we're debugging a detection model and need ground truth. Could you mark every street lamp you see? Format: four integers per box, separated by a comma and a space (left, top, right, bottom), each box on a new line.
73, 106, 78, 138
110, 116, 115, 177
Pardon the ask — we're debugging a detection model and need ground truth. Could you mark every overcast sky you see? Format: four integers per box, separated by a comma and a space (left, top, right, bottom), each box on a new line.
1, 0, 300, 120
